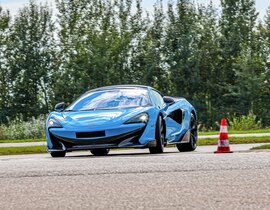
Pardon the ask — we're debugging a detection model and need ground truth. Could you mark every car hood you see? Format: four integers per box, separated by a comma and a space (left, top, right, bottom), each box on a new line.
53, 107, 151, 127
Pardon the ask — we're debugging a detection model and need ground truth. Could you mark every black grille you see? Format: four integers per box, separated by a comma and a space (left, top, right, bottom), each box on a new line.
76, 131, 105, 138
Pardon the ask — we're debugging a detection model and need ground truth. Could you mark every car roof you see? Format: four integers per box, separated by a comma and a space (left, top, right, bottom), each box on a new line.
87, 85, 163, 96
94, 85, 149, 90
90, 85, 150, 91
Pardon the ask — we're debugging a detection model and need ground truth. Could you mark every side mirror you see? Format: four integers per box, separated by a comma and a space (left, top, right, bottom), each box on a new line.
55, 102, 65, 112
163, 96, 175, 104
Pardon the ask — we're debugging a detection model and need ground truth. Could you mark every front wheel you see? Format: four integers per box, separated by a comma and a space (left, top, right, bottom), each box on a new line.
149, 116, 165, 154
90, 149, 110, 156
50, 151, 66, 158
176, 113, 197, 152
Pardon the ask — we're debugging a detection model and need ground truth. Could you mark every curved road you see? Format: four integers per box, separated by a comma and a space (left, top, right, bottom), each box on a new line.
0, 145, 269, 209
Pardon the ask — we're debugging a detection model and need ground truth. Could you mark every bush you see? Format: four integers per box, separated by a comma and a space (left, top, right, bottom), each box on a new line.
0, 115, 46, 140
228, 111, 261, 130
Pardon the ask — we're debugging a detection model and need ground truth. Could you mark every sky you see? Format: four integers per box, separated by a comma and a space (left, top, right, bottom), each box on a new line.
0, 0, 270, 21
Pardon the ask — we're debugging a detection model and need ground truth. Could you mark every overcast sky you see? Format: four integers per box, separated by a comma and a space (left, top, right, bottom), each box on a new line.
0, 0, 269, 21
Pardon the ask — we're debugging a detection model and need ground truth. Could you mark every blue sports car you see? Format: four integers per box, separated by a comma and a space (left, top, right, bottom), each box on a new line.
46, 85, 198, 157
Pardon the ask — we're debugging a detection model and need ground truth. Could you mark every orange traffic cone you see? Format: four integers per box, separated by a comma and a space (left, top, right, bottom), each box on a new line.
214, 118, 233, 153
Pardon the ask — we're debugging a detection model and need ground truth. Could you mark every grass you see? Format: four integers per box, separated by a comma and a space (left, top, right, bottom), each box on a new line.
0, 115, 46, 140
251, 144, 270, 150
0, 146, 47, 156
0, 138, 46, 143
2, 129, 269, 141
199, 128, 270, 135
1, 128, 270, 143
0, 136, 270, 156
198, 136, 270, 146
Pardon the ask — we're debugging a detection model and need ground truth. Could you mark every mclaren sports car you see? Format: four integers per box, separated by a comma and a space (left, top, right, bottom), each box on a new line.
46, 85, 198, 157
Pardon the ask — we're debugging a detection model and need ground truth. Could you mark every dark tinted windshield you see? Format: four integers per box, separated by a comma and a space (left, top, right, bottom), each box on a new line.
66, 88, 151, 111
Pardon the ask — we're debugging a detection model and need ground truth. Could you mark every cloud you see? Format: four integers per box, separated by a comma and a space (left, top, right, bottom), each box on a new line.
1, 2, 24, 15
0, 0, 56, 16
0, 0, 269, 20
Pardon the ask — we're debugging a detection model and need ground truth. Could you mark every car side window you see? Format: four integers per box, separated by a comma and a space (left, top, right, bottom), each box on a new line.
151, 90, 165, 108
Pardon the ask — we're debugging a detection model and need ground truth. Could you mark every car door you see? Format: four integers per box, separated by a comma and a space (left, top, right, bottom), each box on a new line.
164, 102, 186, 143
149, 90, 181, 142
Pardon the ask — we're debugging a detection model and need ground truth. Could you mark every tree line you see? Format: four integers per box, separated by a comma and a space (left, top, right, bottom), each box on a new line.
0, 0, 270, 129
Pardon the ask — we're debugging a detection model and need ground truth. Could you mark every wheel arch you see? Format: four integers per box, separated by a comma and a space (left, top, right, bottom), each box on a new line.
158, 112, 166, 142
191, 110, 197, 121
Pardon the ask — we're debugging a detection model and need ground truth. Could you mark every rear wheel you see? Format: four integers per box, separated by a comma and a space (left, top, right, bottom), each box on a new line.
90, 149, 110, 156
176, 113, 197, 152
50, 151, 66, 158
149, 116, 165, 154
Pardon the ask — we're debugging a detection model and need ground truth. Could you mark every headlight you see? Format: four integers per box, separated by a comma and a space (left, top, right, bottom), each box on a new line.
47, 118, 62, 128
125, 113, 149, 124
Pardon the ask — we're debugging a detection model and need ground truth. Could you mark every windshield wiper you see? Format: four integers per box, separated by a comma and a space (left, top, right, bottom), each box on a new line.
65, 109, 96, 112
78, 109, 96, 111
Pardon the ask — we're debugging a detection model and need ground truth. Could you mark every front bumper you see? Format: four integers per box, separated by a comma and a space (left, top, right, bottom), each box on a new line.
46, 124, 156, 152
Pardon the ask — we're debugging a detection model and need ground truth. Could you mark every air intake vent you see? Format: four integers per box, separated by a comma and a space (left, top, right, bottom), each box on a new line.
76, 131, 105, 138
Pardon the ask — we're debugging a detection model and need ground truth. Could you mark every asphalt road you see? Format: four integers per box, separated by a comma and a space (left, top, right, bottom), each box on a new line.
0, 146, 269, 210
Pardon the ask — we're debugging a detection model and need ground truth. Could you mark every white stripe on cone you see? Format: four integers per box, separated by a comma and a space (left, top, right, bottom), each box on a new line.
220, 125, 228, 133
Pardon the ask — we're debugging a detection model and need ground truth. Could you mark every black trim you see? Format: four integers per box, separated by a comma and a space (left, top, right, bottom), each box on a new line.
47, 139, 156, 152
49, 126, 146, 150
76, 131, 105, 138
49, 132, 64, 150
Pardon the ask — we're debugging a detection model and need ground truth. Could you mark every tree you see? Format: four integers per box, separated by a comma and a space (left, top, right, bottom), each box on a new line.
219, 0, 258, 116
53, 0, 146, 105
249, 8, 270, 125
52, 0, 90, 105
6, 0, 55, 120
0, 7, 11, 123
129, 1, 172, 94
196, 2, 222, 128
0, 0, 269, 129
165, 0, 200, 99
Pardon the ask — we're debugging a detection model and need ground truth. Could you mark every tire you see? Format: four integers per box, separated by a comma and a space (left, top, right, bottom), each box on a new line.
50, 151, 66, 157
176, 113, 198, 152
90, 149, 110, 156
149, 115, 165, 154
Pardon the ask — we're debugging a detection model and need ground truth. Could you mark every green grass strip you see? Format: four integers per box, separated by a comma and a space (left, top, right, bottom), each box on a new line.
251, 144, 270, 150
0, 146, 47, 156
199, 128, 270, 135
0, 138, 46, 143
0, 136, 270, 156
1, 128, 270, 142
198, 136, 270, 146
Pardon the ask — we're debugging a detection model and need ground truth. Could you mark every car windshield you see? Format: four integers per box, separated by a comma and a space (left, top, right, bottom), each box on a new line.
66, 88, 151, 111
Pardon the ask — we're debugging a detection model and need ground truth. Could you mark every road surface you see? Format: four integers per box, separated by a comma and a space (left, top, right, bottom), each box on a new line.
0, 145, 269, 210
